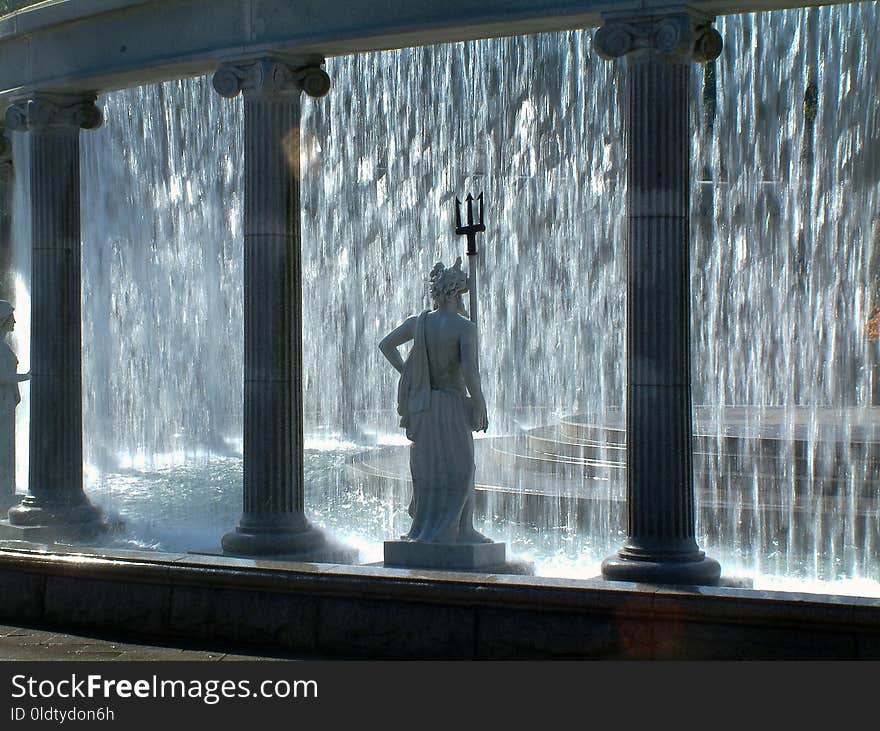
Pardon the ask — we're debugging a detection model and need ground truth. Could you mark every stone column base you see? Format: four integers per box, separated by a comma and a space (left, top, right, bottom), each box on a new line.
0, 521, 107, 544
601, 553, 721, 585
7, 494, 102, 527
0, 495, 112, 543
221, 524, 357, 563
0, 493, 115, 544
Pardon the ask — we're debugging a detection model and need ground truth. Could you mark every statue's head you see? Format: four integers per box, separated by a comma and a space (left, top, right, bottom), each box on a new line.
0, 300, 13, 332
429, 257, 468, 308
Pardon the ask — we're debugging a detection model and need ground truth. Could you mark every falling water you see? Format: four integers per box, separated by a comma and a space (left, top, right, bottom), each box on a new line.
692, 5, 880, 585
9, 3, 880, 590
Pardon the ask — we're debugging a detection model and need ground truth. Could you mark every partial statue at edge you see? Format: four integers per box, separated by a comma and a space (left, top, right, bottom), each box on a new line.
379, 257, 490, 544
0, 301, 29, 497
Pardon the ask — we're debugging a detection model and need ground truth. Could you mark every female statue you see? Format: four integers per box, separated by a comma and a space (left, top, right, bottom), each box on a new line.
0, 300, 28, 496
379, 258, 490, 544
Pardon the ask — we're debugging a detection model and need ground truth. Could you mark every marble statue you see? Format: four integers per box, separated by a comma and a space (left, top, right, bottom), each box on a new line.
379, 258, 491, 544
0, 300, 28, 496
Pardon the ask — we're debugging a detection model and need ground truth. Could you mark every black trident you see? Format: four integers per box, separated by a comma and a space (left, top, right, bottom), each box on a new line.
454, 192, 485, 371
454, 192, 485, 327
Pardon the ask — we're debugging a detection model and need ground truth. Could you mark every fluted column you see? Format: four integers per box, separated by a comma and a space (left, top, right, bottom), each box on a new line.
4, 94, 103, 529
594, 14, 722, 584
213, 56, 340, 556
0, 126, 13, 304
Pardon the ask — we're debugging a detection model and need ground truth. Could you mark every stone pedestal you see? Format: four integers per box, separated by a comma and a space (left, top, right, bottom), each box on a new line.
384, 540, 507, 571
1, 95, 103, 537
594, 15, 723, 585
384, 540, 534, 574
213, 57, 353, 561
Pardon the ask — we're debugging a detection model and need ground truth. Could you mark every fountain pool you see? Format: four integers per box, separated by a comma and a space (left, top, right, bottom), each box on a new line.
69, 415, 880, 597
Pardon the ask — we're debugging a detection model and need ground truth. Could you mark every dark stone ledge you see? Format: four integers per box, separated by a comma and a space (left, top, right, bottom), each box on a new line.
0, 543, 877, 659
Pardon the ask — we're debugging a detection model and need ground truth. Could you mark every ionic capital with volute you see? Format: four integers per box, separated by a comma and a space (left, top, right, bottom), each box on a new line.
3, 93, 103, 132
593, 12, 723, 63
212, 56, 331, 99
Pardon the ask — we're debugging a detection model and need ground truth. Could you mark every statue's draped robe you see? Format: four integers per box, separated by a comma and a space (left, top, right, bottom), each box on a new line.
397, 311, 475, 543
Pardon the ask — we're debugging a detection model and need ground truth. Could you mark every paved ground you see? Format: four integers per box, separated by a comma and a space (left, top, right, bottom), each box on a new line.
0, 623, 309, 661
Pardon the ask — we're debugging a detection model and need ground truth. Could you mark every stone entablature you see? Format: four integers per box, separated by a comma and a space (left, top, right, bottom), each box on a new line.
0, 0, 849, 108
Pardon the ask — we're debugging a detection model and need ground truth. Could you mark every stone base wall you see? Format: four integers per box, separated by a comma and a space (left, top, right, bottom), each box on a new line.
0, 545, 877, 659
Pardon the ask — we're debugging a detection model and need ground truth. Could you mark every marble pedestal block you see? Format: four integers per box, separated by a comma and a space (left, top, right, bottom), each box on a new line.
384, 540, 507, 571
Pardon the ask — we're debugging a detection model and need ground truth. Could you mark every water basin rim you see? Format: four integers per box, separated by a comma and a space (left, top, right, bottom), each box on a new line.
0, 542, 877, 618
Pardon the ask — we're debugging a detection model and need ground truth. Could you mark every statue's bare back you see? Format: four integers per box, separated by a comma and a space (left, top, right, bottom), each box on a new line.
424, 310, 475, 394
